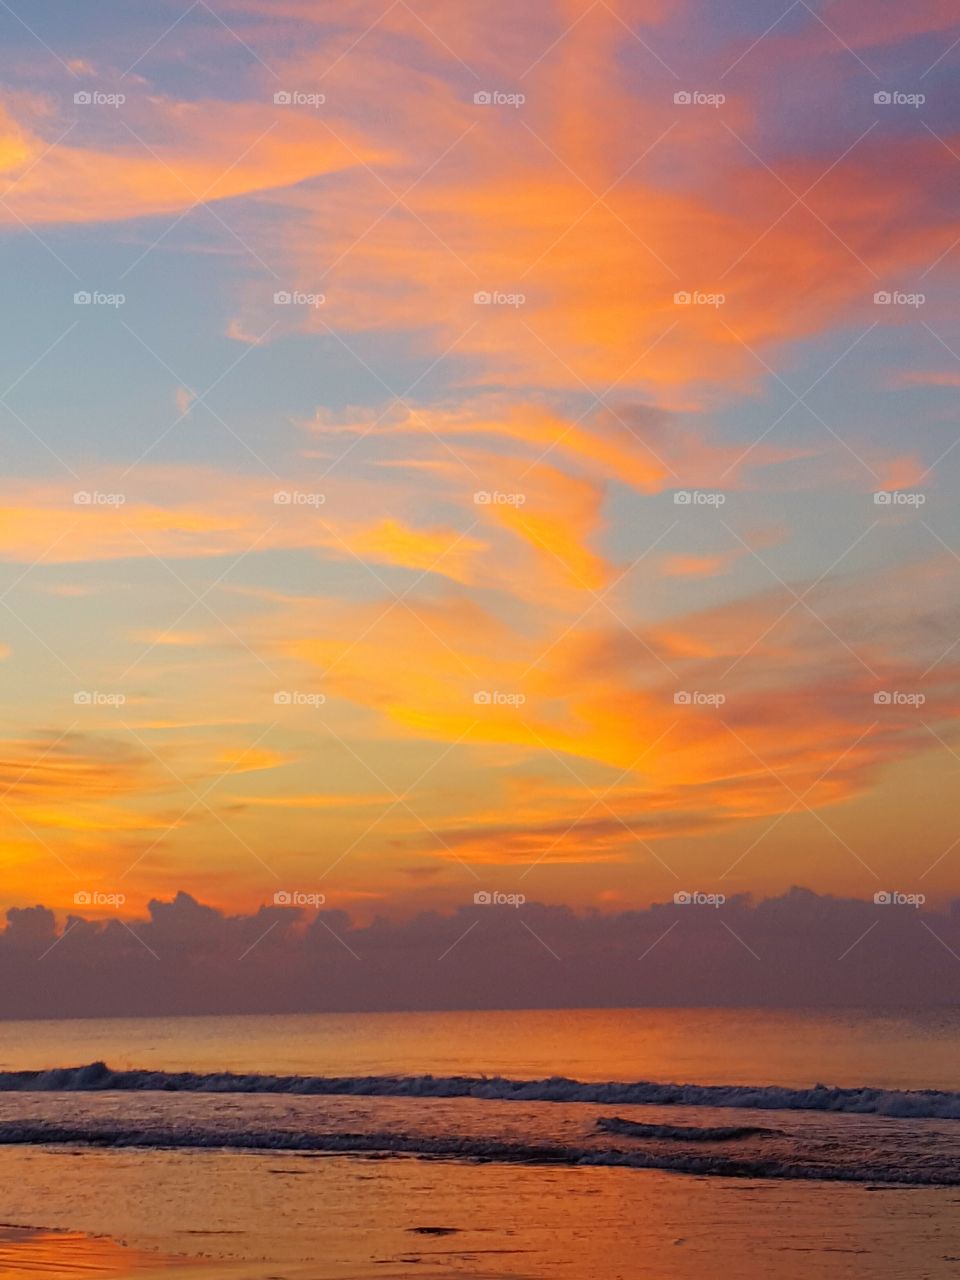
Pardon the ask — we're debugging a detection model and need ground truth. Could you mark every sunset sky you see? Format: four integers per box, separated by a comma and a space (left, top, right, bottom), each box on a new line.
2, 0, 959, 932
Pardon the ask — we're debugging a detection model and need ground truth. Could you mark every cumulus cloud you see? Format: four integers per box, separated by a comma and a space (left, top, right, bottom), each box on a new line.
2, 887, 958, 1017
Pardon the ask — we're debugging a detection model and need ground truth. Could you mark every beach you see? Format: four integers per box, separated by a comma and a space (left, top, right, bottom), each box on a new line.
0, 1009, 958, 1278
3, 1143, 960, 1280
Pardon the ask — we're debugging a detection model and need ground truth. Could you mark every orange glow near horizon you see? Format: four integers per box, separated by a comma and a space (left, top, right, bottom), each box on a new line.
0, 0, 958, 931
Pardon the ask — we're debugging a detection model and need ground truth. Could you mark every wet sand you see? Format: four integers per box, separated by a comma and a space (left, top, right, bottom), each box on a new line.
1, 1145, 959, 1279
0, 1224, 193, 1277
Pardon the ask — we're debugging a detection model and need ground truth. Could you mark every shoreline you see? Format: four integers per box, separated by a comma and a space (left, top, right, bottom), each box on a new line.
0, 1144, 957, 1280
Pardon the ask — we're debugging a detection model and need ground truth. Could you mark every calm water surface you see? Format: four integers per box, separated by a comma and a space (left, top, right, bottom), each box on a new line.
2, 1006, 958, 1089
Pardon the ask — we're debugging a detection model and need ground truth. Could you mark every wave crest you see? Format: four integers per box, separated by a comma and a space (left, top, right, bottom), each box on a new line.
596, 1117, 779, 1141
3, 1063, 959, 1120
0, 1120, 955, 1185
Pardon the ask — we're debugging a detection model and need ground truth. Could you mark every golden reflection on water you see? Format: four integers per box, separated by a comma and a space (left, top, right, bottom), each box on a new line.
1, 1007, 956, 1090
0, 1226, 186, 1277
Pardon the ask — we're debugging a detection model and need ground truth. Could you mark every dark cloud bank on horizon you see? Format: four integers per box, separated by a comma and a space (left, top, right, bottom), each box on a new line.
4, 888, 959, 1018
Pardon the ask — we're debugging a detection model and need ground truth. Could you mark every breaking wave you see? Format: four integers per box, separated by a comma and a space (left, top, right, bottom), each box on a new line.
596, 1117, 779, 1141
0, 1120, 954, 1184
3, 1062, 960, 1120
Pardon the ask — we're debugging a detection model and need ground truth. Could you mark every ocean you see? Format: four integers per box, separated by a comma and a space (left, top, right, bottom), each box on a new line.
0, 1007, 958, 1277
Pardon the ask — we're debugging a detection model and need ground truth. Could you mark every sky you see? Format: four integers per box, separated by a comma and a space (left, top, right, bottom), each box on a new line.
1, 0, 960, 999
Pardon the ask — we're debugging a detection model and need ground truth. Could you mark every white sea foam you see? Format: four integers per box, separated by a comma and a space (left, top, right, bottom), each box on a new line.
3, 1063, 960, 1120
596, 1117, 779, 1141
0, 1119, 954, 1185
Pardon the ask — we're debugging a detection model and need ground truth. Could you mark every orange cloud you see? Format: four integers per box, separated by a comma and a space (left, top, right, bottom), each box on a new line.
894, 371, 960, 389
222, 34, 960, 400
214, 747, 289, 774
267, 543, 960, 868
341, 519, 488, 584
662, 552, 738, 578
0, 97, 380, 226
